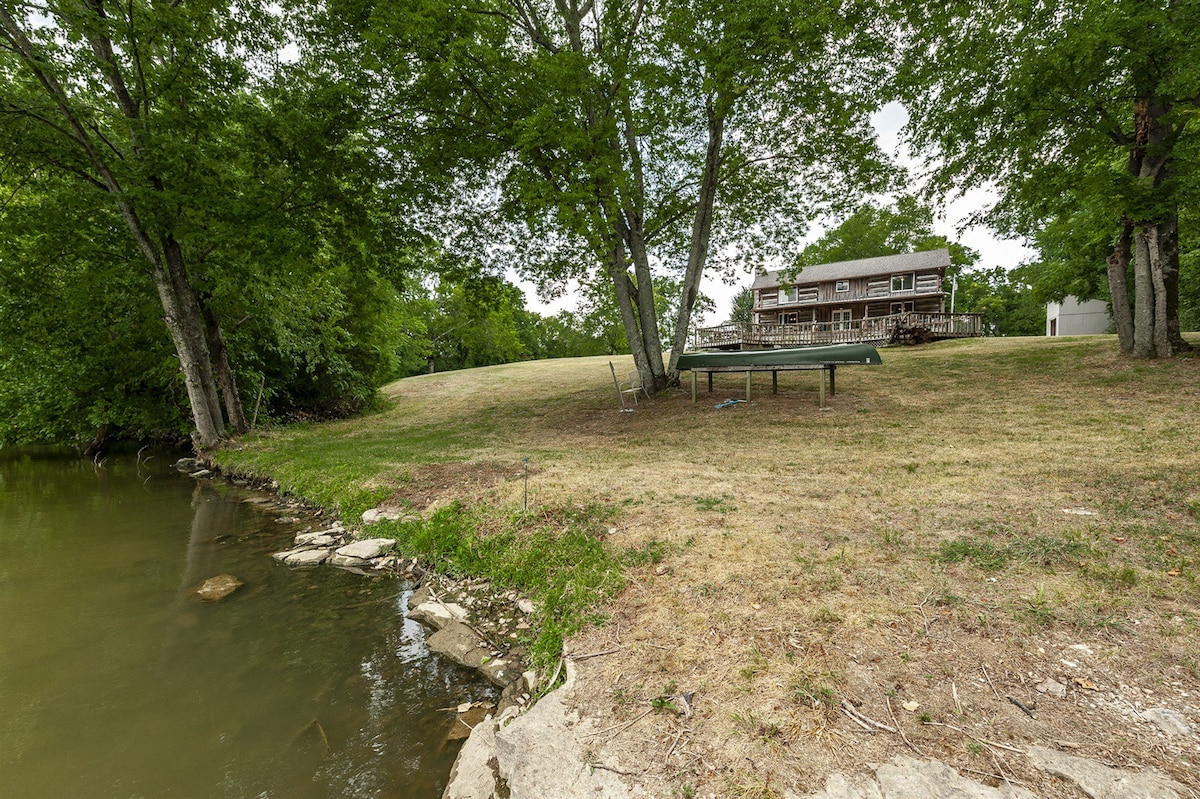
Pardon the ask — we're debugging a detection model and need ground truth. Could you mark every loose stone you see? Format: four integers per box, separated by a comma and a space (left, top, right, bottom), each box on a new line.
192, 574, 243, 601
1141, 707, 1194, 738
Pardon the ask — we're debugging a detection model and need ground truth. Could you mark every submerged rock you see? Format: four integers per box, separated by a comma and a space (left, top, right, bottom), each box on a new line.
192, 574, 243, 601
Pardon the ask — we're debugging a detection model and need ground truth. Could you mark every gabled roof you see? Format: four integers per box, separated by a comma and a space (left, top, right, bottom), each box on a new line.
751, 249, 951, 290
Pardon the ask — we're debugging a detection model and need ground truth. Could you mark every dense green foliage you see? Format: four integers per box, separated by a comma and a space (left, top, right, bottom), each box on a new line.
3, 0, 1198, 450
897, 0, 1200, 355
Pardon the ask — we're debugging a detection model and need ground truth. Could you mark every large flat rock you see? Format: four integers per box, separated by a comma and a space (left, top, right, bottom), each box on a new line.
426, 622, 516, 687
408, 601, 468, 631
790, 757, 1035, 799
335, 538, 395, 559
1027, 745, 1187, 799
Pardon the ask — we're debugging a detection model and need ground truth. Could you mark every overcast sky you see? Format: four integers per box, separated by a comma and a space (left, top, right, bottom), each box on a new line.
514, 102, 1038, 324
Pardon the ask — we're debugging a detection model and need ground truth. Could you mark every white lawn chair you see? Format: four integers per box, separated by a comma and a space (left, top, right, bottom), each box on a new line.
609, 362, 649, 408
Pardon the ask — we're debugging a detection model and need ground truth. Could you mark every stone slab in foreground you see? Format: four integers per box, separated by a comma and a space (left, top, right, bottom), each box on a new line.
1026, 745, 1188, 799
792, 747, 1191, 799
789, 757, 1035, 799
444, 663, 643, 799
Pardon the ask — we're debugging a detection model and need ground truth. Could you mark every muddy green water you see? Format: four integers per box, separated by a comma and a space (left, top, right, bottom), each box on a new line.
0, 451, 493, 798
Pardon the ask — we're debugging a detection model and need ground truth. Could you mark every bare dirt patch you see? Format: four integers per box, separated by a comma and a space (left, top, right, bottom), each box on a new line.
377, 460, 530, 511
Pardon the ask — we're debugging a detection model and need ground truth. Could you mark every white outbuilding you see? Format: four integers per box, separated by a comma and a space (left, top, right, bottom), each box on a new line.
1046, 296, 1110, 336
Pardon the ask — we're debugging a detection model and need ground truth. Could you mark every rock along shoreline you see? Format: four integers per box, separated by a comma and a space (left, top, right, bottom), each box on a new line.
178, 456, 609, 798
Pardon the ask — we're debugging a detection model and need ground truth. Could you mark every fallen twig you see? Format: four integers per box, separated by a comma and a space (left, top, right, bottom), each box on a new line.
961, 764, 1032, 790
581, 708, 653, 741
886, 695, 925, 757
571, 647, 622, 661
922, 721, 1026, 754
664, 727, 689, 764
981, 664, 1003, 701
916, 589, 934, 634
842, 706, 875, 732
588, 762, 642, 777
952, 681, 963, 716
841, 700, 897, 734
1007, 695, 1035, 719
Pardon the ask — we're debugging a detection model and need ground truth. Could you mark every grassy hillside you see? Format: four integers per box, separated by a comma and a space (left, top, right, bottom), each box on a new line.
217, 335, 1200, 797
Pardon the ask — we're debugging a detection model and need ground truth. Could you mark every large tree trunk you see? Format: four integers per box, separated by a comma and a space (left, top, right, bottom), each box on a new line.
668, 97, 725, 379
162, 236, 226, 439
606, 240, 653, 381
146, 265, 225, 448
201, 302, 248, 434
1124, 93, 1184, 359
1132, 226, 1157, 358
624, 222, 668, 393
1145, 225, 1172, 359
1106, 220, 1135, 354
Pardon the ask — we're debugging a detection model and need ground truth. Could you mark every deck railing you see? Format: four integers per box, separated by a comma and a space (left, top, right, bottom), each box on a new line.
692, 312, 983, 350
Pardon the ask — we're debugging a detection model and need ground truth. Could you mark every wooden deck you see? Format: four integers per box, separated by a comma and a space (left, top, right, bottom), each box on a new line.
692, 312, 983, 350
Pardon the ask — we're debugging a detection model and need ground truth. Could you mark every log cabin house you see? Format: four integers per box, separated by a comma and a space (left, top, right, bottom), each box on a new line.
693, 249, 983, 349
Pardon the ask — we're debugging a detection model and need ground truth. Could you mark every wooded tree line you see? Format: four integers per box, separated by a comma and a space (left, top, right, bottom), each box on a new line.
1, 0, 1195, 450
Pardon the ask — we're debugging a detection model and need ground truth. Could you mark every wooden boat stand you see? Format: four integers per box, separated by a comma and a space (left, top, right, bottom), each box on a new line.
686, 363, 836, 407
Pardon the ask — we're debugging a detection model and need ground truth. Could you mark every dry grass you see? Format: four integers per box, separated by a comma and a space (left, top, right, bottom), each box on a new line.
226, 335, 1200, 798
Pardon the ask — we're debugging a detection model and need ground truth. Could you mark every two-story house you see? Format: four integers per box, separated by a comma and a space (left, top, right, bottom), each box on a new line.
692, 248, 981, 349
752, 249, 951, 328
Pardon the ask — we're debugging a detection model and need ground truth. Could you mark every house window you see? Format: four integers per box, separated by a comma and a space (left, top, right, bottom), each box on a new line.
890, 301, 915, 314
891, 273, 915, 292
780, 286, 798, 303
832, 309, 852, 330
780, 312, 798, 324
835, 280, 849, 293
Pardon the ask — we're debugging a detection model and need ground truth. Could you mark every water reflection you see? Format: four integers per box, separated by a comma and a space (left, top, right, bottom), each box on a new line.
0, 451, 493, 798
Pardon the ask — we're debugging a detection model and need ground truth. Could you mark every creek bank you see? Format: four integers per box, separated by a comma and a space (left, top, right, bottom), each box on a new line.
177, 459, 541, 742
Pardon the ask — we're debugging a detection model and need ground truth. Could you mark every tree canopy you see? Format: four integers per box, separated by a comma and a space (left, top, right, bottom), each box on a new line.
897, 0, 1200, 357
3, 0, 1198, 450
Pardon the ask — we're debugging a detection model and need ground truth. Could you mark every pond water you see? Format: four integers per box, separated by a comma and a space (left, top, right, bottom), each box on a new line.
0, 450, 493, 798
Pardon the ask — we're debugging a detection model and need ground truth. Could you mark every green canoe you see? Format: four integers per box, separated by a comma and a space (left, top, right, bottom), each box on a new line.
676, 343, 882, 369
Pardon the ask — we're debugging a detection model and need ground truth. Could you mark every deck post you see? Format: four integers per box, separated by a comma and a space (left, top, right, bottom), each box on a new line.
772, 370, 778, 394
829, 365, 836, 396
691, 370, 697, 403
819, 367, 827, 409
745, 371, 751, 401
707, 372, 713, 393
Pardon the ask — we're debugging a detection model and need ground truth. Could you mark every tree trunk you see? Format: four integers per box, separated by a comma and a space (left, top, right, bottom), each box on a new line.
1106, 220, 1135, 354
606, 238, 653, 384
1132, 226, 1157, 358
162, 236, 226, 438
201, 301, 248, 434
1145, 225, 1172, 359
668, 97, 725, 379
625, 224, 668, 393
146, 264, 225, 447
1159, 213, 1190, 354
